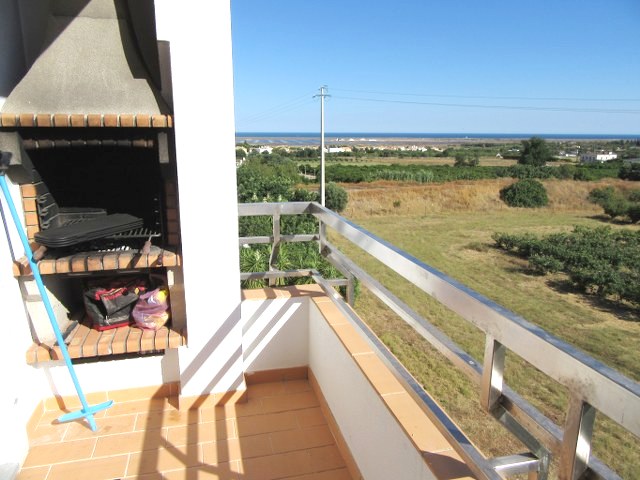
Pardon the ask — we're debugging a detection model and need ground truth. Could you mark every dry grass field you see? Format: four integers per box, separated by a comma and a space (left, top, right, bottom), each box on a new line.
331, 178, 640, 477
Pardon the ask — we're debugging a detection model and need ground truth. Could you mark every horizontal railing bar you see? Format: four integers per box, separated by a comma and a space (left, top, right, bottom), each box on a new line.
311, 272, 504, 480
238, 202, 315, 217
488, 453, 539, 476
240, 236, 271, 245
323, 278, 349, 287
240, 269, 314, 280
309, 203, 640, 438
239, 234, 319, 247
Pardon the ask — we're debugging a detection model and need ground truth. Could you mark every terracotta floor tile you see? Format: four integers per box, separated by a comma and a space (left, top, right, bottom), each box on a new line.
165, 419, 236, 446
127, 443, 203, 475
20, 380, 355, 480
353, 352, 405, 396
47, 454, 128, 480
16, 465, 50, 480
307, 445, 347, 472
424, 449, 476, 480
136, 408, 201, 430
246, 382, 286, 399
105, 397, 174, 417
159, 461, 243, 479
295, 407, 327, 428
93, 430, 165, 457
23, 438, 96, 467
240, 450, 311, 480
28, 423, 68, 446
64, 413, 136, 441
283, 379, 313, 394
286, 468, 354, 480
270, 425, 335, 454
202, 399, 264, 421
330, 324, 373, 355
260, 391, 319, 414
383, 392, 455, 453
201, 435, 272, 464
235, 411, 299, 437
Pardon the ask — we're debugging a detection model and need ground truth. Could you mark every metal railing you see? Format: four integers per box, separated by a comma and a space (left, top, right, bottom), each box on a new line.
238, 202, 640, 480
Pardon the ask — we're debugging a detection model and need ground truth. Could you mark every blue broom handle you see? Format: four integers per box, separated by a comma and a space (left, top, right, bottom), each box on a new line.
0, 175, 93, 413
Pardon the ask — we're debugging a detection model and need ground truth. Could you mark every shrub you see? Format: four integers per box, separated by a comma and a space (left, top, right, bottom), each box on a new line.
628, 204, 640, 223
325, 182, 348, 212
587, 186, 616, 205
529, 254, 564, 274
601, 196, 629, 219
493, 226, 640, 306
619, 163, 640, 181
499, 179, 549, 208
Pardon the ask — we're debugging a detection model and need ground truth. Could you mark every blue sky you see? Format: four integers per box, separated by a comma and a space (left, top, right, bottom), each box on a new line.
231, 0, 640, 134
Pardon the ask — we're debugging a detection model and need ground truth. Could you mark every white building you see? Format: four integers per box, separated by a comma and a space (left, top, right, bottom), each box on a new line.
580, 151, 618, 163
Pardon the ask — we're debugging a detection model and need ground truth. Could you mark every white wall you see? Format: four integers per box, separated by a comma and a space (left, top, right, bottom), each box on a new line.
0, 1, 47, 473
41, 352, 179, 396
242, 297, 309, 373
154, 1, 244, 396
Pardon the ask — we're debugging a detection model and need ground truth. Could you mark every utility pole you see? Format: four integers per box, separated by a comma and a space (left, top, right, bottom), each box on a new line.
314, 86, 329, 206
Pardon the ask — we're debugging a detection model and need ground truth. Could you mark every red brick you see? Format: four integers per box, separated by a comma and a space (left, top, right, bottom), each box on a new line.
19, 114, 35, 127
136, 114, 151, 127
70, 114, 86, 127
53, 114, 70, 127
0, 113, 17, 127
120, 114, 135, 127
87, 114, 102, 127
103, 114, 118, 127
35, 114, 51, 127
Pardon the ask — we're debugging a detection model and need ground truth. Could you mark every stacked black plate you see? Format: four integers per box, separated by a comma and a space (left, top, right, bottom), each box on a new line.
34, 214, 143, 248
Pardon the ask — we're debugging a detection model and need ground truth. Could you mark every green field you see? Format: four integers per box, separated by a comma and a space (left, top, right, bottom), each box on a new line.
332, 191, 639, 477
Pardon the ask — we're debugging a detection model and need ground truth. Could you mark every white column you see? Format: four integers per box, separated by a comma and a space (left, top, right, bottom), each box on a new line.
154, 1, 245, 396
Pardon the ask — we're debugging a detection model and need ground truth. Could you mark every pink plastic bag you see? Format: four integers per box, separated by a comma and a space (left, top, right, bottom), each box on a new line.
132, 288, 170, 330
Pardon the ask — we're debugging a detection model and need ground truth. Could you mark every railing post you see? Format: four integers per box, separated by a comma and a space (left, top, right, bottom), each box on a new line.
346, 273, 355, 307
481, 335, 506, 413
559, 396, 596, 480
319, 218, 327, 254
268, 208, 281, 286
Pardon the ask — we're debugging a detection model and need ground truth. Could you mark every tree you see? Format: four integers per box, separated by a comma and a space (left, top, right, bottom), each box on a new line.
519, 137, 552, 166
500, 179, 548, 207
325, 182, 348, 212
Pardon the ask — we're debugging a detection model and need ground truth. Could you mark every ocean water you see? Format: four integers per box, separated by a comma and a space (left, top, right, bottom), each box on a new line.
236, 132, 639, 145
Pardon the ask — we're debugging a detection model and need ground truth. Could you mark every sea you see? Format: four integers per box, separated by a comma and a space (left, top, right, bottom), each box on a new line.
236, 132, 639, 146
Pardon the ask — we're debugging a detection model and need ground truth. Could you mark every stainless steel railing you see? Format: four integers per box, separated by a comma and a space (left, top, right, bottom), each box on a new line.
238, 201, 639, 480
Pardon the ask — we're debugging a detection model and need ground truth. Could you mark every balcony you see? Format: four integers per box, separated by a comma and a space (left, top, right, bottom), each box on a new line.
12, 201, 639, 480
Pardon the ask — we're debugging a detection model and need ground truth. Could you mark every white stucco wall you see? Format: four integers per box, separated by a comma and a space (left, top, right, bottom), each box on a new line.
154, 1, 244, 396
242, 297, 309, 373
0, 2, 46, 474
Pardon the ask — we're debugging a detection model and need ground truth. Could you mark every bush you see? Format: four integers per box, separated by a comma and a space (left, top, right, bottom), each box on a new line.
619, 163, 640, 181
493, 226, 640, 306
325, 182, 348, 212
499, 179, 549, 208
529, 254, 564, 274
601, 196, 630, 219
628, 204, 640, 223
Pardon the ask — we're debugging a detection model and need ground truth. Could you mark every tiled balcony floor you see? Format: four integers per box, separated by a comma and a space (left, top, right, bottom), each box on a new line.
18, 379, 354, 480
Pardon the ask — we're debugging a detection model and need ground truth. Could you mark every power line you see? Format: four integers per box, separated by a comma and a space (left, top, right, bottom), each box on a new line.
236, 92, 316, 125
331, 87, 640, 103
332, 95, 640, 114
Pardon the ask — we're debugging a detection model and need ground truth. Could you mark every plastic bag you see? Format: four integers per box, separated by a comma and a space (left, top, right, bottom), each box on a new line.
84, 277, 147, 330
132, 288, 170, 330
